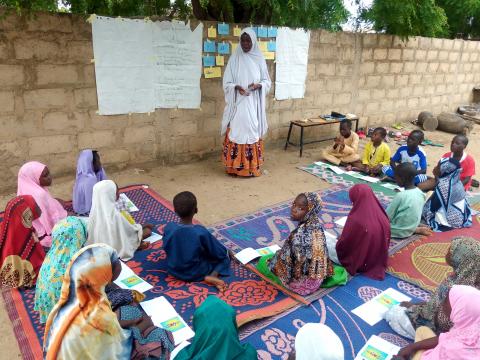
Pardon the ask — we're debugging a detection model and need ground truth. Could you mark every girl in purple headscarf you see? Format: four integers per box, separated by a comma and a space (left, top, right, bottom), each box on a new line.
72, 150, 107, 215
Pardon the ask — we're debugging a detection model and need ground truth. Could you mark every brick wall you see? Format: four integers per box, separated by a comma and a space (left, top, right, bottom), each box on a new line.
0, 11, 479, 191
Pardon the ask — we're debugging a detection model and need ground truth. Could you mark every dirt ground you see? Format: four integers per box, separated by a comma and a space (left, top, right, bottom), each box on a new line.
1, 124, 479, 357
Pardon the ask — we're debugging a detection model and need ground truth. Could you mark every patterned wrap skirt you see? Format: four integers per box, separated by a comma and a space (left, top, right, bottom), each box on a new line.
222, 129, 264, 177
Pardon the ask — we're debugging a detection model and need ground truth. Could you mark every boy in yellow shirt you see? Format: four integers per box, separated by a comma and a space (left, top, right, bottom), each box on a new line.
346, 127, 390, 176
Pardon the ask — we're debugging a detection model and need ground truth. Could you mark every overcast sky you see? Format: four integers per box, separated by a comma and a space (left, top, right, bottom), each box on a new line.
342, 0, 373, 31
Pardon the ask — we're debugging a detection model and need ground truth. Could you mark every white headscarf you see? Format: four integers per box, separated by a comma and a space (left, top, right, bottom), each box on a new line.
295, 323, 344, 360
86, 180, 142, 260
221, 28, 271, 144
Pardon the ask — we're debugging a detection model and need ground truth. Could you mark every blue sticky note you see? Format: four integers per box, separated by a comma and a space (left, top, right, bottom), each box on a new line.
251, 27, 258, 36
257, 26, 268, 38
203, 55, 215, 67
267, 41, 276, 52
218, 23, 230, 35
203, 40, 216, 53
217, 42, 230, 55
268, 26, 278, 37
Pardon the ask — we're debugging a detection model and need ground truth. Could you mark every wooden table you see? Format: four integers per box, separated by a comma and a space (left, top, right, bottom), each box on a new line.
284, 117, 359, 157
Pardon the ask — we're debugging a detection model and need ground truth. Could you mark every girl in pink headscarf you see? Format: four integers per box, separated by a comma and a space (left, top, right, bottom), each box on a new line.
394, 285, 480, 360
17, 162, 67, 247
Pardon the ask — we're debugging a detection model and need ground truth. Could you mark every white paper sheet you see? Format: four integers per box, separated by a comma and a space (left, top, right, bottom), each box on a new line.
381, 183, 404, 191
114, 261, 153, 293
352, 288, 411, 326
335, 216, 348, 227
119, 193, 139, 212
275, 28, 310, 100
143, 232, 163, 244
92, 17, 202, 114
141, 296, 195, 345
235, 245, 281, 265
354, 335, 400, 360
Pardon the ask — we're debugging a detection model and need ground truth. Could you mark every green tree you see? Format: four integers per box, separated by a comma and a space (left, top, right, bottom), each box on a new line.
0, 0, 57, 12
363, 0, 448, 38
436, 0, 480, 38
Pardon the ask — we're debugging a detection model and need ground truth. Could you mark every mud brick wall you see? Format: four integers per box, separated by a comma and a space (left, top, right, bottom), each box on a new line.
0, 11, 479, 191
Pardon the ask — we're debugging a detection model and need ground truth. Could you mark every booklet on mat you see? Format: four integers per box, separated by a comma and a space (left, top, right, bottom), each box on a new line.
143, 232, 163, 244
140, 296, 195, 345
235, 245, 281, 264
119, 193, 139, 212
114, 262, 153, 293
315, 161, 346, 175
345, 171, 380, 183
354, 335, 400, 360
335, 216, 348, 227
352, 288, 411, 326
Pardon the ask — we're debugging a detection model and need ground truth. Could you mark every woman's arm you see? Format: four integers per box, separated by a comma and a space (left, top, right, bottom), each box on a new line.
396, 336, 439, 359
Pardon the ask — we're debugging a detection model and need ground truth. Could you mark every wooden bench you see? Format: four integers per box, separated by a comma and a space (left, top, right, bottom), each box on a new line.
284, 116, 359, 157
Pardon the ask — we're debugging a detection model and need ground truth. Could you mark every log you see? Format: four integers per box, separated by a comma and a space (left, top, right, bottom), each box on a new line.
417, 111, 438, 131
437, 112, 474, 135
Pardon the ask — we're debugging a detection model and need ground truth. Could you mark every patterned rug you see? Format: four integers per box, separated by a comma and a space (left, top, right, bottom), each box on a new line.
209, 185, 415, 264
1, 185, 299, 360
241, 274, 431, 360
299, 163, 398, 197
387, 216, 480, 292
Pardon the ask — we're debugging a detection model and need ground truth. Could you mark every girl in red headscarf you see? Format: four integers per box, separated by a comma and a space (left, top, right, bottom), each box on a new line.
335, 184, 391, 280
0, 195, 46, 288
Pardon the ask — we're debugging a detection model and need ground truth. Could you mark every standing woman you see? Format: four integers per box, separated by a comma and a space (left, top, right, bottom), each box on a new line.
222, 28, 271, 177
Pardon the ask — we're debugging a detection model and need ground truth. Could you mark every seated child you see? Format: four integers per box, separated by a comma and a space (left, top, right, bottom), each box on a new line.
382, 130, 428, 187
386, 163, 432, 238
347, 127, 391, 175
442, 135, 475, 191
322, 119, 360, 166
72, 149, 107, 215
163, 191, 230, 290
17, 161, 68, 247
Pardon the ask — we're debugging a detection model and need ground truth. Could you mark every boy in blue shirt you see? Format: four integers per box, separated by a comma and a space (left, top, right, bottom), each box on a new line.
163, 191, 230, 290
382, 130, 428, 186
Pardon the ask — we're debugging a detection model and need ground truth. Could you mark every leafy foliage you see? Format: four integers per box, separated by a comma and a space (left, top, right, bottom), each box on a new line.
436, 0, 480, 38
363, 0, 449, 38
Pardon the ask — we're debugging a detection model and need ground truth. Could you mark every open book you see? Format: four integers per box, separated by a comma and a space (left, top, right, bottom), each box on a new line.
235, 245, 281, 265
114, 261, 153, 293
355, 335, 400, 360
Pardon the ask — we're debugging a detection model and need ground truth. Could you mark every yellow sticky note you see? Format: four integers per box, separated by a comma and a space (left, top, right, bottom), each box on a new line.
258, 41, 268, 52
204, 67, 222, 78
215, 55, 225, 66
231, 42, 238, 52
263, 51, 275, 60
233, 26, 241, 37
208, 26, 217, 38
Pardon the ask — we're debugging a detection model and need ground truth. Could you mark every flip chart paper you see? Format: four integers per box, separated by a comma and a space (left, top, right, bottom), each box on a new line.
352, 288, 411, 326
114, 262, 153, 293
275, 27, 310, 100
354, 335, 400, 360
218, 23, 229, 35
141, 296, 195, 345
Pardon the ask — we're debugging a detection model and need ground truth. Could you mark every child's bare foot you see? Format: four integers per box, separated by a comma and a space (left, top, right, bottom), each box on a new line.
138, 241, 149, 250
204, 275, 226, 291
415, 226, 433, 236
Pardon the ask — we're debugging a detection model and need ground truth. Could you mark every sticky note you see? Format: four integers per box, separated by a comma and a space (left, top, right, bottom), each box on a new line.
203, 40, 216, 53
218, 23, 229, 35
217, 42, 230, 54
204, 67, 222, 78
267, 41, 276, 52
233, 26, 241, 37
268, 26, 278, 37
207, 26, 217, 38
258, 41, 268, 52
203, 55, 215, 67
257, 26, 268, 38
215, 55, 224, 66
263, 51, 275, 60
231, 42, 239, 52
